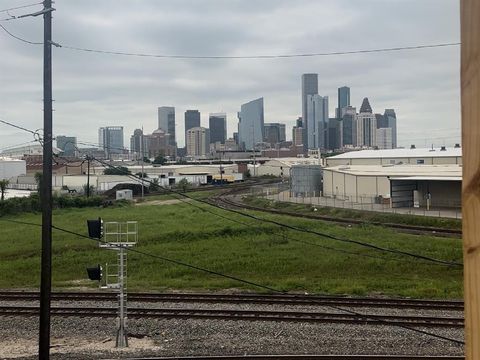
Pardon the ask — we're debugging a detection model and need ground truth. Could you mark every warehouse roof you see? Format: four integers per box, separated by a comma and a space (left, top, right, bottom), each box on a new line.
263, 157, 320, 167
328, 147, 462, 159
324, 164, 462, 178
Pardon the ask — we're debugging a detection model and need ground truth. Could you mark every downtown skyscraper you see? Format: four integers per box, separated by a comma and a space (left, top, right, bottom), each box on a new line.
184, 110, 201, 147
337, 86, 350, 118
238, 97, 264, 151
301, 74, 318, 151
209, 113, 227, 144
158, 106, 176, 147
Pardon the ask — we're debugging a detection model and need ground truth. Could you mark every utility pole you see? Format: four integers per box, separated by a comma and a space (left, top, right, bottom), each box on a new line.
86, 156, 91, 197
39, 0, 53, 359
141, 126, 144, 198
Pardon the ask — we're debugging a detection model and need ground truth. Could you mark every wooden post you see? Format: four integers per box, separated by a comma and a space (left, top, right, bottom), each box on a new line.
462, 0, 480, 358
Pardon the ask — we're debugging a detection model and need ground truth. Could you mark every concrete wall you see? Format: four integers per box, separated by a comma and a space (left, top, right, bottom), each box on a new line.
323, 169, 391, 202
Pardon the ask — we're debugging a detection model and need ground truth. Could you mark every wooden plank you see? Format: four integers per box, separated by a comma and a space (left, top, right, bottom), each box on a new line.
461, 0, 480, 358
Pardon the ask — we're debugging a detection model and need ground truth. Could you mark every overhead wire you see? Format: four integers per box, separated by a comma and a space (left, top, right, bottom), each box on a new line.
0, 23, 42, 44
45, 222, 462, 346
0, 118, 463, 267
0, 2, 43, 13
94, 158, 462, 267
58, 42, 461, 60
0, 22, 459, 60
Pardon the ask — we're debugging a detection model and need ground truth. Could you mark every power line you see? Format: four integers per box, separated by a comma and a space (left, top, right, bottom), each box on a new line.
0, 22, 459, 60
0, 216, 464, 345
0, 23, 42, 44
58, 42, 460, 60
0, 2, 42, 13
94, 158, 462, 267
0, 118, 39, 135
48, 222, 463, 346
0, 119, 463, 267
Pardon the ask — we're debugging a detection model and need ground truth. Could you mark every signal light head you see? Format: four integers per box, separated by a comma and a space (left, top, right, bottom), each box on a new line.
87, 217, 103, 239
86, 264, 102, 281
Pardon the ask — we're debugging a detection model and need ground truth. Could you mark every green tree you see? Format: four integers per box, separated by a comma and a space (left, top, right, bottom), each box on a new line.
177, 178, 190, 193
34, 172, 43, 194
149, 178, 160, 192
0, 179, 9, 201
153, 155, 167, 165
104, 166, 130, 175
82, 184, 95, 196
143, 157, 151, 163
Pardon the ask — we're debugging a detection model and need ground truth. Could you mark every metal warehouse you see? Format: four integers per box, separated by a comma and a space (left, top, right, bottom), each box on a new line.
323, 164, 461, 209
325, 146, 462, 167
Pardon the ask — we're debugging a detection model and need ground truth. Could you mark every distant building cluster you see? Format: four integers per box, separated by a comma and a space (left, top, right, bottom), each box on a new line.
300, 74, 397, 154
43, 72, 399, 161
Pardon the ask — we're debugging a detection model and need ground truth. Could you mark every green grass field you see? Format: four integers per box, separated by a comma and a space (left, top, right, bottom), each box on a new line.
0, 197, 463, 299
242, 196, 462, 230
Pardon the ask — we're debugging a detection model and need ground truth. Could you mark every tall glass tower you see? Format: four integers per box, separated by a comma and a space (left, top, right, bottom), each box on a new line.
237, 97, 264, 151
301, 74, 318, 151
337, 86, 350, 118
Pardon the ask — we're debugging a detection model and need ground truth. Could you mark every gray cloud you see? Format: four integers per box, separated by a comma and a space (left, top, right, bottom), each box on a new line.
0, 0, 460, 149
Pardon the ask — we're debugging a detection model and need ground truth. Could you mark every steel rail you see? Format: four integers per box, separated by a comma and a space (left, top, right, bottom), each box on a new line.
0, 291, 464, 311
116, 356, 465, 360
0, 305, 464, 328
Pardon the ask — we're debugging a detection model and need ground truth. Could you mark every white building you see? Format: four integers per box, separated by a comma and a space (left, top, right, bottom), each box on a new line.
325, 147, 462, 167
376, 128, 393, 149
0, 157, 27, 180
323, 164, 461, 208
186, 127, 210, 157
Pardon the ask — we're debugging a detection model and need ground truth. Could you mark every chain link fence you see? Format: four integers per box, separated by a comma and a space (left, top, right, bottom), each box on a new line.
250, 182, 462, 219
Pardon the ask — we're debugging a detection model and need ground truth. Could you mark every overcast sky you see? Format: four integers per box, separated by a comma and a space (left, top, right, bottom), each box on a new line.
0, 0, 460, 150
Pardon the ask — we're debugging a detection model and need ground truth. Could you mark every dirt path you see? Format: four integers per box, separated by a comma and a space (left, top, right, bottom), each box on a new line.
136, 198, 192, 206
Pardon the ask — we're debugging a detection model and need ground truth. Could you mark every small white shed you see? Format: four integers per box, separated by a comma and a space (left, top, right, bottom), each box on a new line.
116, 189, 133, 200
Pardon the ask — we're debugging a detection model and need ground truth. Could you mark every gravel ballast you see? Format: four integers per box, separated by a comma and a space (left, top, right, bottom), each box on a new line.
0, 300, 465, 360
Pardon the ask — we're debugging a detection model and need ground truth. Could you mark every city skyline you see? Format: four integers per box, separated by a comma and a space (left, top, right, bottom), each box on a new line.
0, 0, 460, 149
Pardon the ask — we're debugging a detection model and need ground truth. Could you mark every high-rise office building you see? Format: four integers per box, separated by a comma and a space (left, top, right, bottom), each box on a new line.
301, 74, 318, 151
158, 106, 176, 147
264, 123, 286, 146
98, 126, 124, 158
130, 129, 143, 155
306, 94, 328, 149
56, 136, 77, 157
376, 128, 393, 149
184, 110, 201, 147
384, 109, 397, 148
342, 106, 357, 147
186, 127, 210, 157
144, 129, 174, 158
237, 97, 264, 151
359, 97, 373, 113
209, 113, 227, 144
356, 113, 377, 148
337, 86, 350, 118
327, 118, 343, 151
292, 126, 303, 146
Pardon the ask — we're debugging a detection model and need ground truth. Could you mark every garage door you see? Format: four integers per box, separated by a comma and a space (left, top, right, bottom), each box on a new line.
391, 180, 417, 208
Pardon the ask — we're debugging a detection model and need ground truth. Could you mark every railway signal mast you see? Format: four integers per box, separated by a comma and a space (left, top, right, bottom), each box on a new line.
87, 218, 138, 347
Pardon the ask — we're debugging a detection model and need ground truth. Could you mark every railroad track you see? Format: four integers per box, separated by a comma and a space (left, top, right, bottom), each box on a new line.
115, 356, 465, 360
0, 291, 464, 311
0, 305, 464, 328
211, 192, 462, 238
